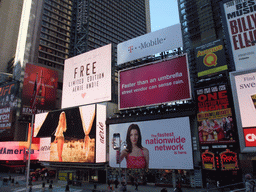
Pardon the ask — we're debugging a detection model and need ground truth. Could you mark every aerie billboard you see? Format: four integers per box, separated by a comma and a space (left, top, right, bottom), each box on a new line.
62, 44, 112, 108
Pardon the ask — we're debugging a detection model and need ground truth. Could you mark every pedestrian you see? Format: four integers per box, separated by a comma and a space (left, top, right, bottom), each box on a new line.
120, 182, 127, 191
49, 184, 53, 192
42, 182, 45, 192
11, 178, 14, 186
175, 178, 182, 192
29, 186, 32, 192
245, 174, 255, 192
107, 180, 112, 191
65, 184, 70, 192
114, 178, 119, 188
135, 179, 138, 190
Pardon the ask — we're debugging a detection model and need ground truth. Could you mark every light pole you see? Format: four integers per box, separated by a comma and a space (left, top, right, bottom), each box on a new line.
26, 113, 35, 192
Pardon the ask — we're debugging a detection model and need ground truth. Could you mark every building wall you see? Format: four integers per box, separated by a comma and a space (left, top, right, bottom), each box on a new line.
0, 0, 23, 72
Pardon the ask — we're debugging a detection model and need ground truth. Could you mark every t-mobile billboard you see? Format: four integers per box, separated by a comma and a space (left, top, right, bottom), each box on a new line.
117, 24, 183, 65
230, 68, 256, 152
34, 104, 106, 163
119, 54, 191, 109
62, 44, 112, 108
109, 117, 193, 169
221, 0, 256, 71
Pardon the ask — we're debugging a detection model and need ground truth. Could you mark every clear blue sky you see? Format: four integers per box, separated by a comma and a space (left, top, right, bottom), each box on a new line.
150, 0, 180, 32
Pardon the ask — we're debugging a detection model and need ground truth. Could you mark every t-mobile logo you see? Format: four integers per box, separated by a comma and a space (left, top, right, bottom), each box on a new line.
128, 46, 133, 53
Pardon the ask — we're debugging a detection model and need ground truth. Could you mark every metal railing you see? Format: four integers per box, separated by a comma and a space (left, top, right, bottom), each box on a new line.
201, 181, 246, 192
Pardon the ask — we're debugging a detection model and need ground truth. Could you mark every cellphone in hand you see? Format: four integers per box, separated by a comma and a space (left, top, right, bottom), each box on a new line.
113, 133, 120, 150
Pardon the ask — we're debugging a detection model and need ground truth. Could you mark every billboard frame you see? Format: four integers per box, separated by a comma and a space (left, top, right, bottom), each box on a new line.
118, 54, 192, 110
230, 68, 256, 152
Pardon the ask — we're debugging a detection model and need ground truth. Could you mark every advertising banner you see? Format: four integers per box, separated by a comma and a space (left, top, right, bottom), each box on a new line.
0, 82, 19, 130
0, 141, 39, 161
34, 104, 106, 163
109, 117, 193, 169
222, 0, 256, 71
62, 44, 112, 108
22, 63, 58, 115
196, 84, 236, 145
119, 55, 191, 109
117, 24, 183, 65
195, 39, 228, 77
230, 69, 256, 151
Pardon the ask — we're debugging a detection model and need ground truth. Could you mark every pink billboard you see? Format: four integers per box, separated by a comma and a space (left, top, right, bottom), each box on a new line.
119, 54, 191, 109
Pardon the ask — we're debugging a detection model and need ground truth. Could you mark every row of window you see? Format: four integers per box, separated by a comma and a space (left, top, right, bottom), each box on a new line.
45, 0, 72, 11
40, 39, 69, 53
41, 27, 70, 42
90, 7, 145, 37
41, 21, 70, 36
40, 33, 69, 48
43, 9, 71, 22
38, 58, 64, 70
38, 51, 64, 63
52, 0, 72, 6
42, 17, 71, 34
90, 2, 146, 32
89, 14, 144, 42
44, 3, 72, 18
39, 45, 68, 59
42, 14, 71, 28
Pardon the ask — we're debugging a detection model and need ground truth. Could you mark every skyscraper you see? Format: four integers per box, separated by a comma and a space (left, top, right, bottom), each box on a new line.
69, 0, 151, 62
178, 0, 225, 82
11, 0, 150, 76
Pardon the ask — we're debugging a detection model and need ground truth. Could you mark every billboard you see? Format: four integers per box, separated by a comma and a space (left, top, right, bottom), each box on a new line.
22, 63, 58, 115
222, 0, 256, 71
34, 104, 106, 163
196, 84, 236, 145
0, 82, 19, 131
117, 24, 183, 65
195, 39, 228, 77
109, 117, 193, 169
119, 54, 191, 109
62, 44, 112, 108
230, 68, 256, 152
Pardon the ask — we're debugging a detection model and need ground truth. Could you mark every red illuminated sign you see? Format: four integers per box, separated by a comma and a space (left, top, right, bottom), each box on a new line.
201, 150, 216, 170
244, 128, 256, 147
220, 149, 239, 170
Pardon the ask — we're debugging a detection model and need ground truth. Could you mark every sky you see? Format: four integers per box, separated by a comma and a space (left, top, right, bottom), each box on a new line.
149, 0, 180, 32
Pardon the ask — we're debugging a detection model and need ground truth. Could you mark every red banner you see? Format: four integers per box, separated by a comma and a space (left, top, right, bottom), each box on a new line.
22, 63, 58, 114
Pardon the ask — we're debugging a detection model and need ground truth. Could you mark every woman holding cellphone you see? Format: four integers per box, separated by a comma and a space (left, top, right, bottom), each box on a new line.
116, 124, 149, 169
